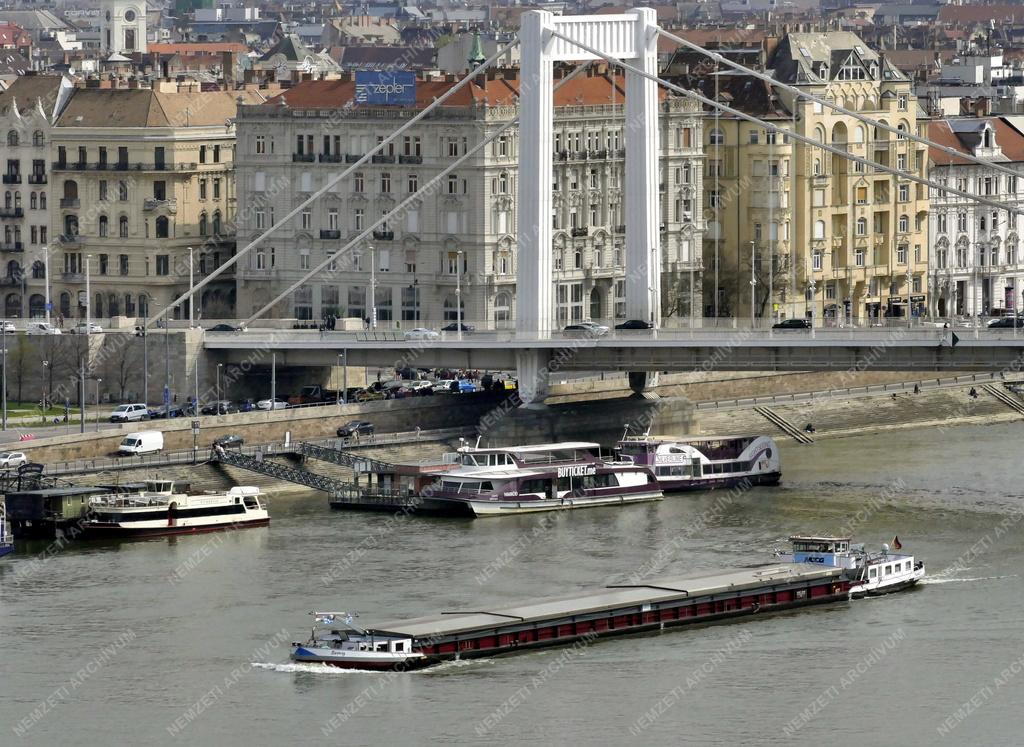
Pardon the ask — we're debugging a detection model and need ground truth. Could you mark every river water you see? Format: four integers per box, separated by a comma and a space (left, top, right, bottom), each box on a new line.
2, 422, 1023, 746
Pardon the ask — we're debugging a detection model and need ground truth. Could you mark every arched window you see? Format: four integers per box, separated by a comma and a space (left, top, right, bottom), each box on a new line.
29, 192, 36, 209
897, 122, 908, 140
813, 220, 826, 239
107, 293, 120, 317
137, 294, 148, 318
13, 192, 20, 209
856, 217, 867, 236
6, 130, 17, 147
155, 216, 169, 238
498, 172, 508, 193
125, 293, 135, 316
814, 125, 826, 143
6, 260, 20, 279
5, 292, 20, 319
63, 180, 77, 201
63, 214, 78, 236
119, 216, 128, 238
494, 292, 511, 323
94, 293, 103, 318
29, 293, 44, 317
813, 158, 822, 175
574, 249, 582, 269
853, 125, 865, 143
98, 215, 108, 238
3, 191, 9, 209
31, 260, 44, 279
442, 295, 464, 321
32, 130, 43, 147
198, 212, 208, 236
212, 210, 221, 235
709, 128, 724, 146
39, 191, 45, 209
898, 214, 909, 233
59, 291, 71, 318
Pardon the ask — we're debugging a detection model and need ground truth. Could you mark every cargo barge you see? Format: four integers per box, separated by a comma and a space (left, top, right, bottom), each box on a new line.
292, 562, 857, 670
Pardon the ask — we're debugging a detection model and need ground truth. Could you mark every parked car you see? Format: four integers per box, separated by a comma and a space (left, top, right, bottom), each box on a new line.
256, 398, 289, 410
987, 317, 1024, 328
206, 323, 242, 333
441, 322, 475, 333
405, 380, 434, 393
71, 322, 103, 334
200, 400, 239, 415
563, 321, 610, 337
26, 321, 61, 335
147, 405, 184, 419
109, 403, 149, 423
772, 318, 812, 330
353, 388, 385, 403
404, 327, 439, 340
0, 320, 15, 333
117, 430, 163, 456
0, 451, 27, 469
614, 319, 653, 330
212, 434, 244, 449
337, 420, 375, 438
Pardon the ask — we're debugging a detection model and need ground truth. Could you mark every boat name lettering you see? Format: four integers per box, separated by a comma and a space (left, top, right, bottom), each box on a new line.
805, 556, 825, 563
557, 465, 597, 478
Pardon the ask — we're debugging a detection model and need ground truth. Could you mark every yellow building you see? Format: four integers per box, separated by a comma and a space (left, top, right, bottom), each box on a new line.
701, 32, 929, 323
45, 81, 268, 322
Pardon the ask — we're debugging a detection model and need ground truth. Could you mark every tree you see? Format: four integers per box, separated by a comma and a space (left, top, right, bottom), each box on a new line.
8, 334, 28, 404
717, 249, 795, 319
101, 335, 138, 402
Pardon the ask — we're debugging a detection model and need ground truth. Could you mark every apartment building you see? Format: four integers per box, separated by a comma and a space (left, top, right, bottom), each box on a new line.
46, 82, 267, 321
0, 73, 73, 319
233, 67, 704, 327
928, 117, 1024, 317
699, 32, 930, 323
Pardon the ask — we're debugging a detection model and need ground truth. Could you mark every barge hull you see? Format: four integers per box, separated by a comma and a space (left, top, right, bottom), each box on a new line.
80, 517, 270, 539
370, 564, 852, 663
660, 471, 782, 493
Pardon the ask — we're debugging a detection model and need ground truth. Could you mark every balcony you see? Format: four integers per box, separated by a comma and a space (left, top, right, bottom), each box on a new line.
0, 208, 23, 218
2, 174, 21, 184
372, 230, 394, 241
59, 198, 80, 209
570, 226, 588, 237
344, 154, 363, 163
0, 241, 24, 251
319, 153, 343, 163
143, 197, 178, 213
555, 150, 568, 161
613, 224, 626, 234
399, 154, 423, 165
371, 154, 395, 164
61, 272, 84, 282
319, 229, 341, 240
58, 234, 81, 246
591, 149, 608, 159
292, 153, 315, 163
51, 161, 67, 170
28, 174, 46, 184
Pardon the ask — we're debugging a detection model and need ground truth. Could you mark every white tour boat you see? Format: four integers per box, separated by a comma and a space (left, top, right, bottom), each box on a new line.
82, 480, 269, 538
615, 433, 781, 492
421, 441, 663, 516
290, 612, 428, 671
775, 535, 925, 597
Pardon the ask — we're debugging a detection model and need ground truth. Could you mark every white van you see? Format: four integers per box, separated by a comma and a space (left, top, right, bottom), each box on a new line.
117, 431, 163, 456
26, 321, 61, 335
109, 403, 149, 423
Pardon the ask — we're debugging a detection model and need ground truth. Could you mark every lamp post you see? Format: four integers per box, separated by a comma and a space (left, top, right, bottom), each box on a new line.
456, 249, 465, 340
341, 349, 347, 404
749, 240, 757, 329
336, 353, 343, 405
43, 244, 51, 325
271, 352, 276, 406
1, 324, 6, 431
808, 277, 816, 339
906, 265, 913, 330
369, 245, 377, 330
216, 363, 223, 412
188, 247, 194, 329
164, 312, 170, 411
141, 312, 148, 406
94, 378, 101, 432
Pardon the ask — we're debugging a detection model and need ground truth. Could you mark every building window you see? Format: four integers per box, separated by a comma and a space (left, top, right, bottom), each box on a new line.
856, 217, 867, 236
301, 209, 312, 230
255, 136, 267, 154
898, 184, 910, 202
380, 172, 391, 193
155, 216, 169, 239
156, 255, 169, 275
199, 179, 207, 200
118, 216, 128, 238
856, 186, 867, 204
958, 212, 968, 233
98, 215, 108, 238
812, 250, 822, 270
354, 208, 364, 231
407, 173, 418, 193
855, 248, 865, 267
709, 129, 724, 146
353, 172, 364, 193
896, 245, 907, 263
898, 214, 909, 233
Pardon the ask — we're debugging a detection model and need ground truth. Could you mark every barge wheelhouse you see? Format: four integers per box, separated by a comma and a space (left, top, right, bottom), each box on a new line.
776, 535, 925, 597
615, 434, 781, 492
423, 442, 663, 516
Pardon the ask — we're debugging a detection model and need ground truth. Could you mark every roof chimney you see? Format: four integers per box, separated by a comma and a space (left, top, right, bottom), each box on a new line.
222, 50, 235, 89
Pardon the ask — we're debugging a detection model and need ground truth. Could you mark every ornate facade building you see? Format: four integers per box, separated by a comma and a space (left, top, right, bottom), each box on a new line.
233, 66, 704, 327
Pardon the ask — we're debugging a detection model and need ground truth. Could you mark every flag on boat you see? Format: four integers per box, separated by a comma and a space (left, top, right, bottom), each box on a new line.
892, 536, 902, 550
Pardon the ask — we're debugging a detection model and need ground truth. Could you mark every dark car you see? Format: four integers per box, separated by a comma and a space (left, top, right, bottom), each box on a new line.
614, 319, 654, 330
207, 323, 242, 333
988, 317, 1024, 328
772, 318, 812, 330
563, 321, 610, 337
201, 400, 239, 415
147, 405, 184, 419
441, 322, 475, 333
337, 420, 375, 438
212, 434, 244, 449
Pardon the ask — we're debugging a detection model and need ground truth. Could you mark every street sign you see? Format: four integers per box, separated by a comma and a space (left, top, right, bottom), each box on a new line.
45, 302, 52, 311
191, 419, 200, 435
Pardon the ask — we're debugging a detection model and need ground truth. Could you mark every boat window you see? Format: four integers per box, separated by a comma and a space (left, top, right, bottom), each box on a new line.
869, 567, 877, 578
519, 478, 549, 494
884, 565, 892, 575
395, 641, 405, 652
376, 643, 387, 652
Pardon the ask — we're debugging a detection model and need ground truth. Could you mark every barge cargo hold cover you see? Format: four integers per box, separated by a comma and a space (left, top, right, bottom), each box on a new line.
369, 563, 851, 662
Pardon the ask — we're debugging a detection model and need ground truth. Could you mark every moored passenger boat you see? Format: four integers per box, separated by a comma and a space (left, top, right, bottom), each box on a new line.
775, 535, 925, 597
615, 434, 781, 492
82, 480, 269, 538
422, 442, 663, 516
0, 501, 13, 557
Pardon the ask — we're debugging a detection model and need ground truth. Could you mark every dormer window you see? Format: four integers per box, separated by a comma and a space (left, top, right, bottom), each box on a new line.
983, 127, 995, 149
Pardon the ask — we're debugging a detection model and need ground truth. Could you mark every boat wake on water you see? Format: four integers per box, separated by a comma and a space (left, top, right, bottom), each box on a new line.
253, 658, 494, 675
920, 574, 1018, 585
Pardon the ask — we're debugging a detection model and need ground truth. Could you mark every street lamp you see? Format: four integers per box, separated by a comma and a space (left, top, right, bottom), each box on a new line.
749, 240, 757, 328
456, 249, 465, 340
1, 326, 6, 431
271, 352, 277, 407
337, 353, 344, 405
369, 245, 377, 330
216, 363, 223, 412
94, 378, 101, 432
188, 246, 194, 329
85, 253, 91, 333
807, 277, 817, 339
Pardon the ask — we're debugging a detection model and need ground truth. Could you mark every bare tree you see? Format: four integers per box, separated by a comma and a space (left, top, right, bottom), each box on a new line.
9, 334, 28, 404
101, 335, 138, 402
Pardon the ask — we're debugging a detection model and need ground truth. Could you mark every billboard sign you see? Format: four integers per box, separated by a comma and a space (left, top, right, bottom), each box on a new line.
355, 72, 416, 106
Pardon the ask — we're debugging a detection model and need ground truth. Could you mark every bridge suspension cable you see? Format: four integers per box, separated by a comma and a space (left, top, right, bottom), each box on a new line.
144, 37, 521, 328
656, 27, 1022, 179
241, 61, 596, 326
549, 28, 1023, 217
